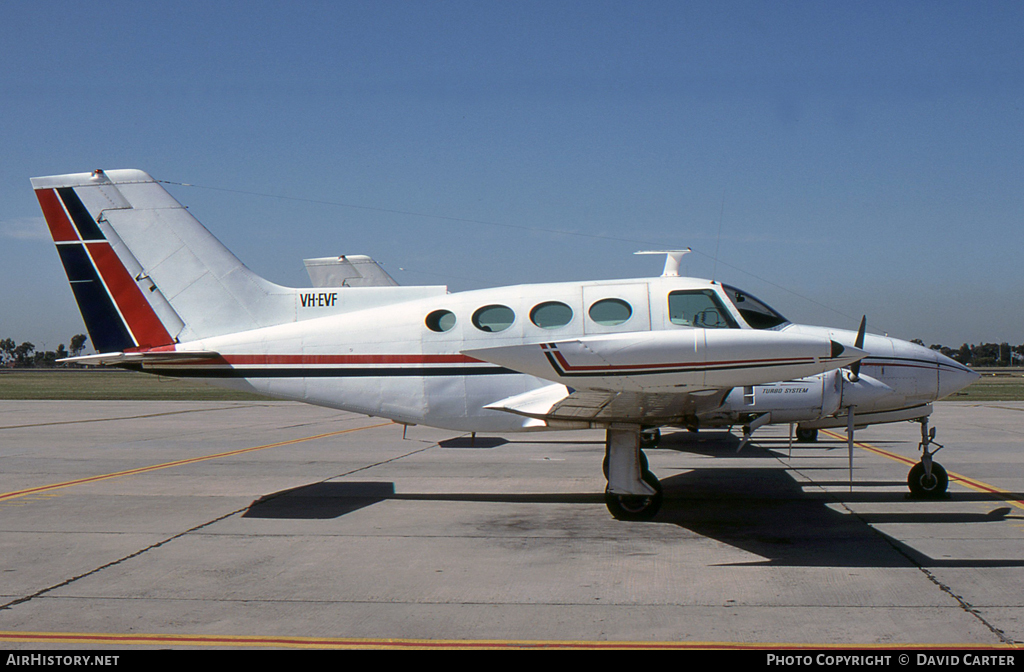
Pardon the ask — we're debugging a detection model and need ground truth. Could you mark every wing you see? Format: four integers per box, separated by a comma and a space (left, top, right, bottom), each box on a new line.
470, 330, 863, 429
484, 383, 729, 428
464, 329, 864, 393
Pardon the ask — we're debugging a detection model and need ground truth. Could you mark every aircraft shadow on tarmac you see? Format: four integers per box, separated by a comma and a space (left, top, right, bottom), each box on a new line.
438, 437, 509, 448
243, 431, 1024, 569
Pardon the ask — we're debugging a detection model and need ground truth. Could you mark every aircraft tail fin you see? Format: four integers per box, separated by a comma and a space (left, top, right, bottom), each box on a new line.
32, 169, 292, 351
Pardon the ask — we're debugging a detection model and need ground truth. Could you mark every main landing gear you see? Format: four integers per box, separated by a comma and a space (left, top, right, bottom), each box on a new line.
795, 426, 818, 443
603, 425, 662, 520
908, 417, 948, 498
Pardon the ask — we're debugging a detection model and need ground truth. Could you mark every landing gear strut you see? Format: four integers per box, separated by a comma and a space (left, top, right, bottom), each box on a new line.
603, 425, 662, 521
908, 417, 948, 498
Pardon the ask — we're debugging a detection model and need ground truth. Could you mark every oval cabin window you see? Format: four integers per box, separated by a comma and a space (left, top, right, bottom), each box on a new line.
472, 305, 515, 333
530, 301, 573, 329
425, 309, 457, 333
588, 298, 632, 326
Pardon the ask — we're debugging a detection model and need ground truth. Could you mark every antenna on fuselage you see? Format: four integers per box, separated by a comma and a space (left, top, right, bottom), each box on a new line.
712, 188, 727, 282
635, 249, 692, 277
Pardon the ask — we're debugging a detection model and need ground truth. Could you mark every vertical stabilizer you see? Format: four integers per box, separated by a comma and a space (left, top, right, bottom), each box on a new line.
32, 169, 292, 350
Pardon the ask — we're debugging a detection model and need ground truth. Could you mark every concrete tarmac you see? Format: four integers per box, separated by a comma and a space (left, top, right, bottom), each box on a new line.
0, 400, 1022, 648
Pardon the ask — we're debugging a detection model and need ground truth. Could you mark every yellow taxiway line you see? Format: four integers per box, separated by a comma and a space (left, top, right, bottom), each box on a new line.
0, 629, 1020, 649
0, 421, 393, 504
819, 429, 1024, 512
2, 426, 1023, 651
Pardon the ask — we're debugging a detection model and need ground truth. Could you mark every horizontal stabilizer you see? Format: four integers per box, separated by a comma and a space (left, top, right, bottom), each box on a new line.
59, 350, 221, 366
303, 255, 399, 288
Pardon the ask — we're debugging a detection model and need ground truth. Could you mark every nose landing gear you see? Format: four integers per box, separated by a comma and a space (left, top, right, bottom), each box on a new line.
908, 418, 948, 498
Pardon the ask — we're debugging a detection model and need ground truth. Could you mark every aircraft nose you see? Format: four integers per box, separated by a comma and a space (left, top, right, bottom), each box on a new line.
937, 353, 980, 399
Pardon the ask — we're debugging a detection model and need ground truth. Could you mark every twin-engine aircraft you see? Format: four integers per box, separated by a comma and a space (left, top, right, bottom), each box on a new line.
32, 169, 978, 520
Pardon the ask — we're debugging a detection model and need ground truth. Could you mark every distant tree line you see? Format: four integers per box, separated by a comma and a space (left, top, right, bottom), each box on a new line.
912, 340, 1024, 367
1, 334, 88, 368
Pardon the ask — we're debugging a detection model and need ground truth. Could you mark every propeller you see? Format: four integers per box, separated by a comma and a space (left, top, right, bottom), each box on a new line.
843, 316, 866, 490
847, 407, 855, 492
848, 315, 867, 382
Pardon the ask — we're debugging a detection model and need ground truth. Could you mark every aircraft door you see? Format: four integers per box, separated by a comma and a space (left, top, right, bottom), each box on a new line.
582, 284, 651, 335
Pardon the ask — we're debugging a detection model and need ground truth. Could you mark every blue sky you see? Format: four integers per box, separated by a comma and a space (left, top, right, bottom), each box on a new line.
2, 1, 1021, 352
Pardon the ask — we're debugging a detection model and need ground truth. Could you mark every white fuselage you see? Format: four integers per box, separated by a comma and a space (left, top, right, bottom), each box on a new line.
134, 274, 970, 433
32, 169, 977, 443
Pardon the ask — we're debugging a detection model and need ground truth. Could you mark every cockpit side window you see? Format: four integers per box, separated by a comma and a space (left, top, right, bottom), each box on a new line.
668, 290, 738, 328
722, 284, 790, 330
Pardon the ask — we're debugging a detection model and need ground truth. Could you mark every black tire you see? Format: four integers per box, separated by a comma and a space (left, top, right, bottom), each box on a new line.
605, 471, 662, 521
795, 427, 818, 443
908, 462, 948, 498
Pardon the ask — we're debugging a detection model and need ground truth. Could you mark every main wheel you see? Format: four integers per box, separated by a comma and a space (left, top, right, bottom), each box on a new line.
605, 471, 662, 521
908, 462, 948, 498
795, 427, 818, 443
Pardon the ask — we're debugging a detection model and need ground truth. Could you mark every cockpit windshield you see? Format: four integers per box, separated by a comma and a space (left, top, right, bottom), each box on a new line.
722, 284, 790, 330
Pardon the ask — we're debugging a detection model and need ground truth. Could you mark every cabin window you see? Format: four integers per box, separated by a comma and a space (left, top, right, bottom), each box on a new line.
530, 301, 573, 329
668, 290, 738, 328
472, 304, 515, 332
588, 298, 632, 326
425, 309, 457, 333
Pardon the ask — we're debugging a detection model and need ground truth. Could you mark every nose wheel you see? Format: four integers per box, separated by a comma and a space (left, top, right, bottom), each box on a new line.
908, 418, 948, 498
908, 461, 948, 497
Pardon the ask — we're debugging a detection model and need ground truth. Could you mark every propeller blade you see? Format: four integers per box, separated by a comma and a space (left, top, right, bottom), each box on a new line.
850, 316, 867, 380
737, 434, 751, 453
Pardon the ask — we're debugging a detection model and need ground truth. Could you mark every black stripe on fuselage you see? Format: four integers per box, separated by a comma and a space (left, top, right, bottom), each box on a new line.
861, 356, 967, 373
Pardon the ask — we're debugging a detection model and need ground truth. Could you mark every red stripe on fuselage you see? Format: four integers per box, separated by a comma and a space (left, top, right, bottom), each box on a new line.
34, 189, 79, 242
130, 353, 487, 365
220, 354, 484, 365
85, 243, 173, 348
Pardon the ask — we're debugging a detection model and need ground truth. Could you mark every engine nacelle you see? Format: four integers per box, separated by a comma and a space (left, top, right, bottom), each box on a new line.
837, 370, 901, 411
709, 370, 842, 425
706, 368, 905, 428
